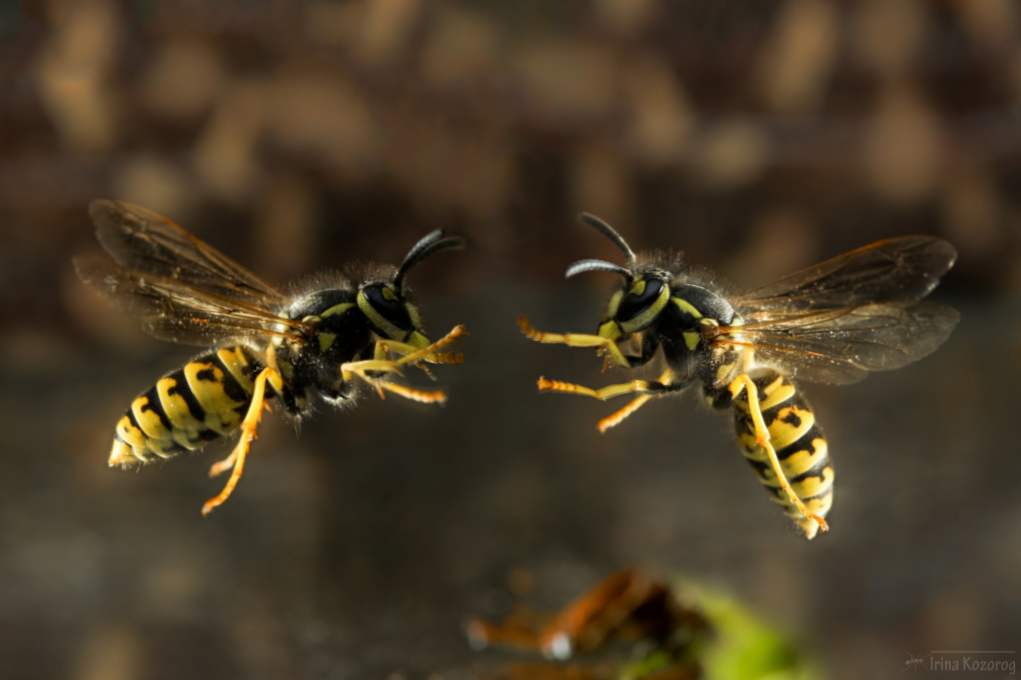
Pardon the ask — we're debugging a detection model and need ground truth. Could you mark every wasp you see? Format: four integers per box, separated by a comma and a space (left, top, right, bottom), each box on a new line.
518, 214, 958, 539
76, 200, 466, 515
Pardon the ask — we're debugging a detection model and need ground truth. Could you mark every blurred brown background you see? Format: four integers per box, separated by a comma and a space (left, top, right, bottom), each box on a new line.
1, 1, 1019, 678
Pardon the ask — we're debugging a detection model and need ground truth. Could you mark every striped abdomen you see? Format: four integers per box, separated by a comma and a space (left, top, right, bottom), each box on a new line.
732, 368, 834, 539
108, 346, 263, 467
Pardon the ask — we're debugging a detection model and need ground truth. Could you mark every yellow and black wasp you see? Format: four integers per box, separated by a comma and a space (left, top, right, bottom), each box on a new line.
76, 200, 465, 515
519, 214, 958, 539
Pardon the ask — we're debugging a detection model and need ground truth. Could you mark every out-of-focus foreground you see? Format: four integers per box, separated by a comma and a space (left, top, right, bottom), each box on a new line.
1, 2, 1019, 679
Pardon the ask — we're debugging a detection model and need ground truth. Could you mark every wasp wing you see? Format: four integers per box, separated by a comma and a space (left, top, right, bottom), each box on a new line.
77, 200, 307, 347
716, 237, 959, 385
713, 302, 958, 384
74, 255, 308, 347
88, 199, 285, 309
735, 236, 957, 312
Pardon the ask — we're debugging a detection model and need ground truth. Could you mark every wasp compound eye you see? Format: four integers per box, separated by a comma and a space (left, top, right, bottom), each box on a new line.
616, 278, 664, 322
363, 283, 412, 331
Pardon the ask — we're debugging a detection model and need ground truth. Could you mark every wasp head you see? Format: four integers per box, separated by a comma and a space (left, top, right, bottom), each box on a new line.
356, 229, 464, 347
565, 214, 674, 345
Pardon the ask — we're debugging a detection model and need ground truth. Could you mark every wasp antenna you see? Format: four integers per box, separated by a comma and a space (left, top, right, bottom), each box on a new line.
564, 258, 633, 280
578, 213, 636, 268
393, 229, 466, 291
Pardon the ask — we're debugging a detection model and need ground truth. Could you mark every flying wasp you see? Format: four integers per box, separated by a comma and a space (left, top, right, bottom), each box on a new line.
76, 200, 466, 515
518, 214, 958, 539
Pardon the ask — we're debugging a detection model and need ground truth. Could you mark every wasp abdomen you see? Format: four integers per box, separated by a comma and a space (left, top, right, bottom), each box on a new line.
109, 346, 263, 467
732, 369, 834, 539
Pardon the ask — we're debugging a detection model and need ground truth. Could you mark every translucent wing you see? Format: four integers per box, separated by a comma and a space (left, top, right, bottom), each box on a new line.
733, 236, 957, 313
76, 200, 309, 346
712, 302, 958, 384
715, 237, 959, 385
88, 199, 286, 308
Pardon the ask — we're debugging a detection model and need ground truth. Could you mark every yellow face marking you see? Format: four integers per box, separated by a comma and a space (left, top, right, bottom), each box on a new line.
605, 290, 624, 319
318, 332, 337, 351
183, 361, 244, 435
672, 297, 703, 319
682, 330, 700, 351
382, 286, 398, 301
321, 302, 354, 318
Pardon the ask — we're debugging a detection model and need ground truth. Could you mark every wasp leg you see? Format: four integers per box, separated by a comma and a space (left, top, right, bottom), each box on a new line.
340, 325, 465, 402
728, 373, 829, 535
518, 315, 629, 368
394, 324, 467, 367
372, 341, 433, 380
538, 375, 688, 436
374, 337, 465, 366
374, 328, 466, 380
340, 325, 467, 382
537, 375, 684, 401
597, 370, 675, 433
369, 380, 448, 404
201, 367, 282, 516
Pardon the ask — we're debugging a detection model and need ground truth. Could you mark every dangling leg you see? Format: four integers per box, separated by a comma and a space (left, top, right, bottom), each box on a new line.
537, 375, 685, 402
597, 370, 674, 433
369, 381, 448, 404
728, 373, 829, 534
518, 315, 629, 369
201, 367, 282, 516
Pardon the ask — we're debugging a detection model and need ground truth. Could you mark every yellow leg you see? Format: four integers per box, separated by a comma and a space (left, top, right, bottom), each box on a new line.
201, 367, 280, 516
208, 451, 237, 478
597, 370, 674, 433
537, 376, 677, 401
729, 374, 829, 535
395, 324, 466, 367
340, 325, 465, 403
373, 381, 448, 404
518, 315, 629, 369
340, 358, 403, 381
375, 337, 464, 366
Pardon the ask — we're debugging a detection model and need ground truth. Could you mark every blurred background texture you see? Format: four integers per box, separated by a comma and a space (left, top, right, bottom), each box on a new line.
1, 1, 1019, 678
